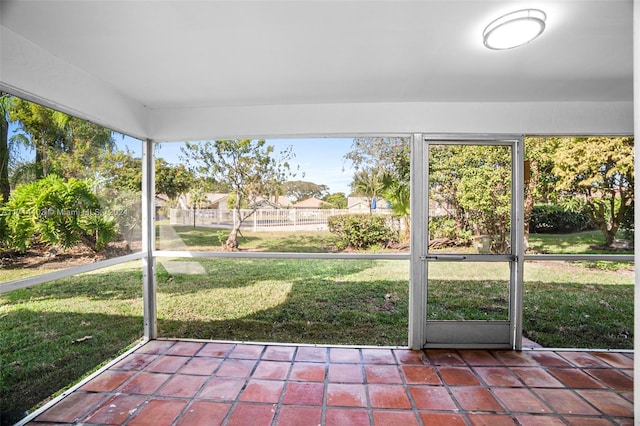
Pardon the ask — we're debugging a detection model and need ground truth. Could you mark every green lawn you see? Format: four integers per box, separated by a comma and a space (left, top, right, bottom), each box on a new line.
0, 227, 634, 422
528, 230, 633, 254
0, 268, 45, 283
0, 262, 144, 423
157, 224, 339, 252
156, 258, 409, 345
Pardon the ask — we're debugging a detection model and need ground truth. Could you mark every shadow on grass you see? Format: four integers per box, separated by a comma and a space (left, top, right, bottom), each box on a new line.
528, 230, 634, 255
156, 258, 410, 346
0, 310, 143, 426
155, 258, 379, 292
1, 269, 143, 303
523, 281, 634, 349
158, 284, 410, 347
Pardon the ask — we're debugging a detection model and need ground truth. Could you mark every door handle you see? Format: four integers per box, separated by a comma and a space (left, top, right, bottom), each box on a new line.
419, 255, 467, 261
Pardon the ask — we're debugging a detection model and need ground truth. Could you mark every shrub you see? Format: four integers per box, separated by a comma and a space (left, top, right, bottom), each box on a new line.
530, 204, 592, 234
328, 214, 397, 250
428, 216, 472, 244
85, 210, 119, 250
1, 175, 119, 252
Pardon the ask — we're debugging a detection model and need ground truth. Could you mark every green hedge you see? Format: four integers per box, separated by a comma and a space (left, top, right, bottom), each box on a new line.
328, 214, 398, 250
530, 204, 592, 234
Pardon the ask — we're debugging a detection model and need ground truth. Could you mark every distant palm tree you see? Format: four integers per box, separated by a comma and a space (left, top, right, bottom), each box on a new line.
189, 187, 209, 209
381, 174, 410, 241
351, 169, 383, 214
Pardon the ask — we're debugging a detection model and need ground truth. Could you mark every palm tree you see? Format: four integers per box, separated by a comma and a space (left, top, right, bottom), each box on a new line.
350, 169, 383, 214
381, 174, 410, 242
8, 98, 114, 180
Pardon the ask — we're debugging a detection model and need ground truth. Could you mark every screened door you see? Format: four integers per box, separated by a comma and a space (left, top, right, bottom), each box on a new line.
409, 135, 524, 349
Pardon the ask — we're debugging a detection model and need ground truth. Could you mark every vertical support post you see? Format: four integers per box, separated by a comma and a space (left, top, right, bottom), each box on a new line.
632, 0, 639, 413
512, 137, 525, 350
408, 133, 427, 349
142, 138, 157, 340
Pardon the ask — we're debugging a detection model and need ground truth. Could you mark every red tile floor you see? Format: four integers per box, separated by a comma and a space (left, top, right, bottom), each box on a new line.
26, 340, 633, 425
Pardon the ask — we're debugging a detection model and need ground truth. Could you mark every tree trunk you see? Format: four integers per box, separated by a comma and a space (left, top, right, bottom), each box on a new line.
603, 227, 616, 247
0, 107, 9, 202
35, 141, 45, 179
224, 207, 242, 250
225, 226, 239, 250
402, 216, 410, 242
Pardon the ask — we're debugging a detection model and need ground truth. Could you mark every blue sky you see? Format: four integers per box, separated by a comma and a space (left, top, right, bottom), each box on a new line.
9, 118, 357, 194
102, 135, 357, 196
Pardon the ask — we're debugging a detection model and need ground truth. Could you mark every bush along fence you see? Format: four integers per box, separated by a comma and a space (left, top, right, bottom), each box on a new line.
170, 208, 398, 231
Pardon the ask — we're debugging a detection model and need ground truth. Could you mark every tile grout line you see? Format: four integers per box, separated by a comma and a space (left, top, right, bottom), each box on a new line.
393, 348, 427, 426
223, 343, 267, 425
167, 341, 213, 426
269, 345, 298, 426
433, 350, 471, 426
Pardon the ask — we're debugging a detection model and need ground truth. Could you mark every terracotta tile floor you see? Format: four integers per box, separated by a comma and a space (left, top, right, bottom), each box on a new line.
26, 340, 633, 425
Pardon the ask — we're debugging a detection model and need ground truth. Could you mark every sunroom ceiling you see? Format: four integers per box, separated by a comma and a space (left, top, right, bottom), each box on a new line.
0, 0, 633, 140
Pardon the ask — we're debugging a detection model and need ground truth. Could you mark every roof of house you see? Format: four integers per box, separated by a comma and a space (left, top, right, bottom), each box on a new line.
295, 197, 329, 209
253, 195, 293, 208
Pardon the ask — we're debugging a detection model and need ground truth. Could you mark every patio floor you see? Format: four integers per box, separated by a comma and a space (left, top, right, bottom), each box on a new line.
26, 339, 633, 425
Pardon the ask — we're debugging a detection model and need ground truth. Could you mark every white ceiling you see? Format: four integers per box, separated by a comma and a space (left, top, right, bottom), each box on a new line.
0, 0, 634, 140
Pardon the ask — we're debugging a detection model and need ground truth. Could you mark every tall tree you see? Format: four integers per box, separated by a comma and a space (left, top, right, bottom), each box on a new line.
8, 98, 114, 180
345, 137, 410, 222
0, 93, 12, 202
429, 145, 512, 253
99, 151, 193, 200
155, 158, 193, 200
553, 137, 634, 246
344, 137, 409, 177
182, 139, 294, 250
49, 117, 115, 179
523, 137, 560, 249
8, 99, 68, 179
323, 192, 348, 209
284, 180, 329, 202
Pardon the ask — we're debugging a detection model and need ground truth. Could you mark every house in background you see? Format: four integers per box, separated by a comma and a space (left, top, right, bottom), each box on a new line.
294, 197, 330, 209
174, 193, 229, 210
252, 195, 293, 209
347, 196, 391, 213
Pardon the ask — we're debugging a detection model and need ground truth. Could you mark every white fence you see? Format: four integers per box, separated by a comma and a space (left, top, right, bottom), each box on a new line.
170, 208, 361, 231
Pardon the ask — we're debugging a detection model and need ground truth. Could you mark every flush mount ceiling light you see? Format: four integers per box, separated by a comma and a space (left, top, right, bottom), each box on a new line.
483, 9, 546, 50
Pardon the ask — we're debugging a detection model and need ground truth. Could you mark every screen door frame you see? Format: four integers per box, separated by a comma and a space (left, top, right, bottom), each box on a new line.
408, 134, 525, 350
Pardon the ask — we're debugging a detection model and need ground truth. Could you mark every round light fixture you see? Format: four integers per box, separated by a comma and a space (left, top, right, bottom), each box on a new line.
483, 9, 546, 50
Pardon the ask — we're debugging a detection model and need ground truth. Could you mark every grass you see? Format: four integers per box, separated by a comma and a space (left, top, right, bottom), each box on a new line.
528, 230, 633, 254
0, 226, 634, 422
0, 268, 44, 283
156, 258, 409, 345
0, 262, 144, 423
157, 225, 339, 252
